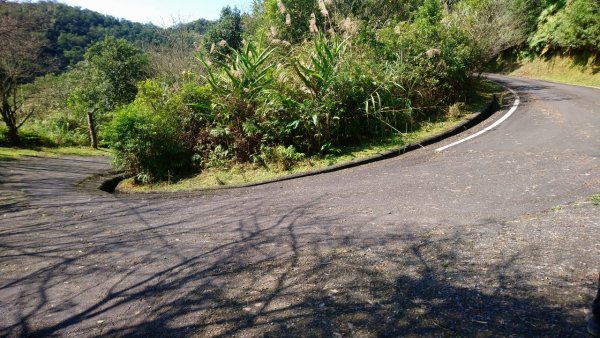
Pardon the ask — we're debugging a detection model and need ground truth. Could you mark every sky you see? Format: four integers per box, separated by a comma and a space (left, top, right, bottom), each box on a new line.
57, 0, 254, 26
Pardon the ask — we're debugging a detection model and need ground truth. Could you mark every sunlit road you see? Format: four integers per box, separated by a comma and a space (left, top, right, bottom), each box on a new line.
1, 75, 599, 337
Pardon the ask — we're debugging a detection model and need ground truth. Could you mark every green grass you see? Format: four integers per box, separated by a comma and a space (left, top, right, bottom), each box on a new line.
591, 194, 600, 206
119, 79, 504, 193
0, 146, 108, 161
496, 54, 600, 88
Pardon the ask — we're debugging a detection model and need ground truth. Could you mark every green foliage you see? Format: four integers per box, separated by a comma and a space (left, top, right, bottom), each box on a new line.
83, 36, 149, 109
1, 1, 166, 71
591, 194, 600, 206
294, 34, 347, 98
104, 80, 209, 183
258, 145, 305, 171
291, 34, 348, 149
416, 0, 443, 24
203, 7, 243, 56
258, 0, 426, 43
185, 7, 484, 176
259, 0, 320, 43
67, 63, 106, 115
529, 0, 600, 53
66, 37, 148, 147
201, 43, 276, 100
199, 41, 277, 161
339, 0, 425, 25
17, 0, 596, 186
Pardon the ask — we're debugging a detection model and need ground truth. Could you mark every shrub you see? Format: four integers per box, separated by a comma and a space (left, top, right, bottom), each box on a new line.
199, 41, 277, 162
529, 0, 600, 53
258, 145, 305, 171
104, 80, 209, 183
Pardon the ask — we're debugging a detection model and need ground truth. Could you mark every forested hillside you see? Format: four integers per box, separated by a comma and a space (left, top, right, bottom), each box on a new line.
1, 0, 598, 186
0, 1, 213, 72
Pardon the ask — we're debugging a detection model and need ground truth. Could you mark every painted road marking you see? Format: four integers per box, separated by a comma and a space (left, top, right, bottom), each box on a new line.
435, 83, 521, 152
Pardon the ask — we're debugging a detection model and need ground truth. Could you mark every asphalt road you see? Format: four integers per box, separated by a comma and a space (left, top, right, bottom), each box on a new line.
1, 75, 599, 337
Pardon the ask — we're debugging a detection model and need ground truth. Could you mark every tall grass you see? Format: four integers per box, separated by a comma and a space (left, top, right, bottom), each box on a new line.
108, 12, 481, 182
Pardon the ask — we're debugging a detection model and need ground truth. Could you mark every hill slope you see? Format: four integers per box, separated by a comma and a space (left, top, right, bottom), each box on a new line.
0, 1, 213, 72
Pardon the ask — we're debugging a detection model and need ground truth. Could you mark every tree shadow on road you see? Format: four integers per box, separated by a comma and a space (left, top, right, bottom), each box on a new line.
0, 197, 591, 337
0, 156, 593, 337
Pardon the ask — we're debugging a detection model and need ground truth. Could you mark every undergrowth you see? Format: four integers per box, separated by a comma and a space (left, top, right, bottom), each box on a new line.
117, 79, 503, 192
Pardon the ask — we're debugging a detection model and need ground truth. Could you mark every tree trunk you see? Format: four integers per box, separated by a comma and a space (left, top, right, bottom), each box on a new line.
1, 98, 20, 145
6, 124, 20, 145
87, 111, 98, 149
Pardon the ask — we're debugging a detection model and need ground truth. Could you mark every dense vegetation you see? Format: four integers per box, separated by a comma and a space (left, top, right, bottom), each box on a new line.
1, 0, 598, 184
0, 1, 213, 72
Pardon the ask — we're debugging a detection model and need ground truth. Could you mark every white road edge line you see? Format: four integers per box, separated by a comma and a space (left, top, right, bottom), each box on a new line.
435, 82, 521, 152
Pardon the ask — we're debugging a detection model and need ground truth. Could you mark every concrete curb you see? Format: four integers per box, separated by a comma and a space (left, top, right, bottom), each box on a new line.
104, 93, 504, 195
77, 170, 124, 194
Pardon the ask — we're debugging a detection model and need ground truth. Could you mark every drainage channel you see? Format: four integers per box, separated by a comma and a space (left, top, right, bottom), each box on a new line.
99, 175, 125, 193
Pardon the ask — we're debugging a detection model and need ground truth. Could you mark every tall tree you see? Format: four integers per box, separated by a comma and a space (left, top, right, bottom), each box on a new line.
0, 5, 47, 145
452, 0, 529, 68
69, 36, 148, 148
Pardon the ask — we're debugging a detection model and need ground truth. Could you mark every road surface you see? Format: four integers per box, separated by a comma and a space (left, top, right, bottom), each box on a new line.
1, 75, 599, 337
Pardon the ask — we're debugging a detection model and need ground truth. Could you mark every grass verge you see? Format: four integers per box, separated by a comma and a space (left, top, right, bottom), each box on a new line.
118, 79, 505, 193
494, 54, 600, 88
0, 146, 108, 161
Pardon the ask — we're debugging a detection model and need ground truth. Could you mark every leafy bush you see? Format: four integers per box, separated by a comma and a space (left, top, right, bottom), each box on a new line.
529, 0, 600, 53
199, 41, 277, 161
202, 7, 243, 57
9, 0, 533, 186
258, 145, 305, 171
188, 7, 483, 172
104, 80, 209, 183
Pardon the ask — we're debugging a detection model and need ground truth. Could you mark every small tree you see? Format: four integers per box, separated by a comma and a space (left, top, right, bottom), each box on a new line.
68, 36, 148, 148
451, 0, 529, 71
203, 7, 243, 57
0, 9, 46, 145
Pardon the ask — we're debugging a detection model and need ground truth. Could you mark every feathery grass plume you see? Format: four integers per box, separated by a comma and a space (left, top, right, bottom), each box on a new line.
277, 0, 286, 14
218, 40, 228, 47
286, 13, 292, 26
340, 17, 359, 38
270, 39, 291, 47
230, 69, 242, 79
425, 49, 442, 58
318, 0, 329, 17
193, 41, 202, 51
270, 26, 278, 39
309, 13, 318, 34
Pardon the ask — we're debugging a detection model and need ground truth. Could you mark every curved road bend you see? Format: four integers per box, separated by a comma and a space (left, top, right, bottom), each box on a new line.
1, 75, 599, 337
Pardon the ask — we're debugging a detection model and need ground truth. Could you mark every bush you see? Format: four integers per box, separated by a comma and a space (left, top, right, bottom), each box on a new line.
104, 80, 210, 183
529, 0, 600, 53
258, 145, 305, 171
102, 1, 496, 184
199, 41, 277, 162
